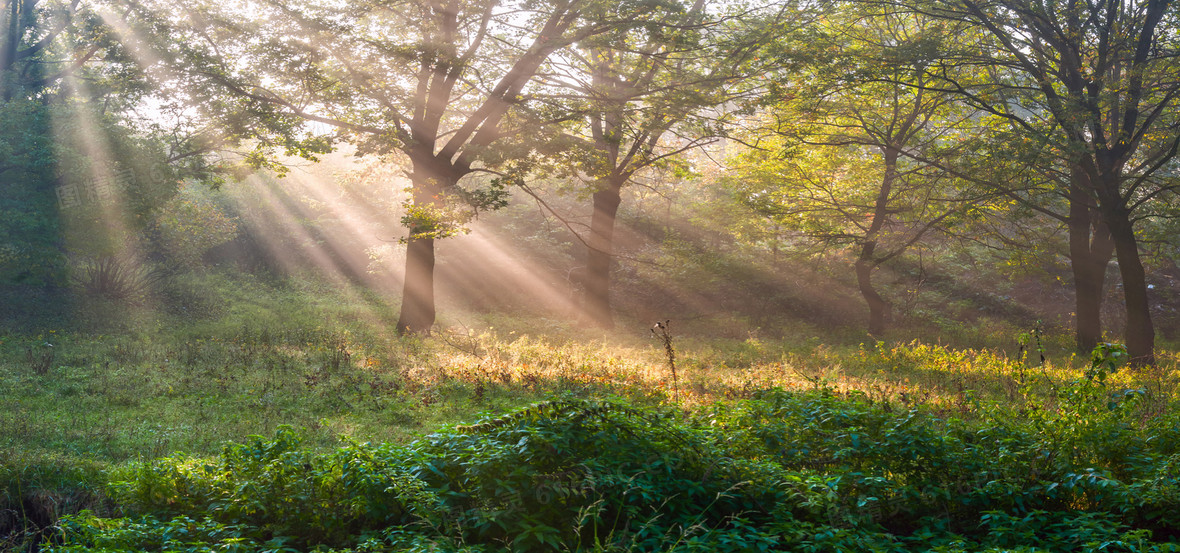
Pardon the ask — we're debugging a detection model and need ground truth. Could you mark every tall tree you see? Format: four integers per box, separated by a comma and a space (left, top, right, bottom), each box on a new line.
1, 0, 138, 290
964, 116, 1118, 352
2, 0, 87, 100
135, 0, 664, 334
532, 0, 790, 328
890, 0, 1180, 363
730, 7, 984, 335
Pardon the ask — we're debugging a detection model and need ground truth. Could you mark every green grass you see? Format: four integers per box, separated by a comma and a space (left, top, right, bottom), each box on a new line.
2, 270, 1180, 551
2, 268, 1176, 463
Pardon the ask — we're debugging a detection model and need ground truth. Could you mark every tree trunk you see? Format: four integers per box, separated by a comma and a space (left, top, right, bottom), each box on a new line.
396, 235, 436, 335
0, 0, 21, 101
855, 256, 889, 336
1067, 181, 1114, 353
1104, 208, 1155, 365
854, 147, 897, 336
584, 181, 622, 329
395, 157, 455, 336
1071, 244, 1110, 352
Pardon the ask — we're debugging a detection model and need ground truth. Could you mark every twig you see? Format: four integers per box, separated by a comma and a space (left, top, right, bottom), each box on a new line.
652, 320, 678, 402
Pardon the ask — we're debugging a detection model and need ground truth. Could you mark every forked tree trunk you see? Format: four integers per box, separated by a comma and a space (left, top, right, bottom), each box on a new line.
584, 181, 623, 329
1072, 165, 1155, 364
1067, 182, 1115, 353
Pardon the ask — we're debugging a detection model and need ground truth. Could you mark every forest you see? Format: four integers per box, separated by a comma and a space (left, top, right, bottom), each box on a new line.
3, 0, 1180, 551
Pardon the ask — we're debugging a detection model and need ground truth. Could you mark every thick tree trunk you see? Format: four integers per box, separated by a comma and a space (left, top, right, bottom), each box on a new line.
396, 235, 436, 335
855, 256, 889, 336
584, 181, 622, 329
1071, 247, 1109, 352
1105, 209, 1155, 365
1067, 183, 1114, 353
395, 157, 456, 336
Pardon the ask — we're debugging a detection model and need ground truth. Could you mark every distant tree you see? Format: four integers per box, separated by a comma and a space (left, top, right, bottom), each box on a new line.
135, 0, 668, 334
530, 0, 795, 328
730, 6, 987, 335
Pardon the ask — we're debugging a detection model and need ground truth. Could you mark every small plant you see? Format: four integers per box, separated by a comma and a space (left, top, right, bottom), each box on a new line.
71, 255, 167, 303
1017, 320, 1045, 367
1088, 342, 1129, 383
652, 319, 678, 402
26, 341, 54, 375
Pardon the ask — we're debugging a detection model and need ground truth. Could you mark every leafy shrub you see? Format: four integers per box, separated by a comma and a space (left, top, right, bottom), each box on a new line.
153, 190, 239, 268
410, 399, 786, 552
101, 428, 437, 550
47, 386, 1180, 552
53, 401, 793, 552
697, 383, 1180, 551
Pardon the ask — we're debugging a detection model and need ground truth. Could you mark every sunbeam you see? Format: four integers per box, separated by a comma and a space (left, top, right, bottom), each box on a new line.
213, 152, 589, 333
51, 71, 164, 307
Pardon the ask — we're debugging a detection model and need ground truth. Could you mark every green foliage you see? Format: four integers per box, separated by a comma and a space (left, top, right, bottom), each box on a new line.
1089, 343, 1130, 383
703, 384, 1180, 551
398, 180, 512, 242
0, 99, 64, 288
153, 188, 240, 268
0, 451, 106, 553
414, 399, 785, 551
458, 181, 512, 214
400, 198, 474, 242
49, 401, 790, 552
44, 378, 1180, 552
100, 427, 437, 550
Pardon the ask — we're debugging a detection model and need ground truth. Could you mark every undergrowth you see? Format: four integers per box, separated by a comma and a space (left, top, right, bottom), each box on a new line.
39, 377, 1180, 552
3, 274, 1180, 551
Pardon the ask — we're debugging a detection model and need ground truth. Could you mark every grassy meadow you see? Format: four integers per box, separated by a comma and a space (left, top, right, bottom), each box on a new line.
9, 0, 1180, 549
3, 270, 1180, 552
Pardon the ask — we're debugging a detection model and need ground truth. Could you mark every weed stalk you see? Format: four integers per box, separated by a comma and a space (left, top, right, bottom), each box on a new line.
652, 320, 677, 403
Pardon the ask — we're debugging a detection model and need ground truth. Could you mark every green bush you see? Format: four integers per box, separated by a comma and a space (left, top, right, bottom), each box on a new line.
45, 384, 1180, 552
408, 400, 786, 552
100, 428, 437, 550
50, 401, 792, 552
